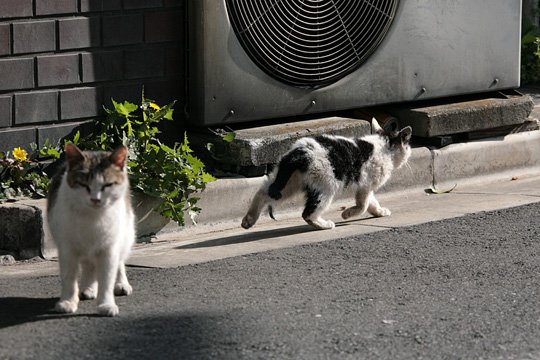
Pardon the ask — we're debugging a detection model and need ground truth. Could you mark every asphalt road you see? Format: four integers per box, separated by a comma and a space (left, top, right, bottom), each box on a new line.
2, 202, 540, 359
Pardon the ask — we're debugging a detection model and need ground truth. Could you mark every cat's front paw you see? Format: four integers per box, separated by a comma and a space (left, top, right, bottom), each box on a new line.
55, 299, 78, 314
114, 282, 133, 296
97, 303, 119, 317
373, 207, 391, 217
306, 218, 335, 230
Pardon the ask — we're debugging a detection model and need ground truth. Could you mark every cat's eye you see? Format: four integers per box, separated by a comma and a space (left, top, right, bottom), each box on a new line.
101, 183, 115, 191
76, 181, 90, 192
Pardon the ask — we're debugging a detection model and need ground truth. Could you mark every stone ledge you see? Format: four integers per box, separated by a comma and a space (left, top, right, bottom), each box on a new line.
190, 116, 371, 176
388, 91, 534, 138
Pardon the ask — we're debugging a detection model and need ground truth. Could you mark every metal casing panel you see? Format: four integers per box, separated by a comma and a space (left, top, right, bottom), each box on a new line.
187, 0, 521, 126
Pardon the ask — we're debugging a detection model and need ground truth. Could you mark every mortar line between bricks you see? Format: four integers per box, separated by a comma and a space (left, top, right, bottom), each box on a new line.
9, 23, 14, 55
32, 56, 38, 89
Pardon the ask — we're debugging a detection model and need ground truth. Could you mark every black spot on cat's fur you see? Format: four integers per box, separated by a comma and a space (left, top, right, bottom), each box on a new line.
302, 186, 321, 219
315, 136, 374, 186
268, 148, 310, 200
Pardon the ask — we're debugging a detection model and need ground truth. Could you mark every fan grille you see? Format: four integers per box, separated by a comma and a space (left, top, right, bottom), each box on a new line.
226, 0, 400, 88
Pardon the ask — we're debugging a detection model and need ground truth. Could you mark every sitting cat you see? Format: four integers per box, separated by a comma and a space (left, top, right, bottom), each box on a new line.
241, 118, 412, 230
47, 143, 135, 317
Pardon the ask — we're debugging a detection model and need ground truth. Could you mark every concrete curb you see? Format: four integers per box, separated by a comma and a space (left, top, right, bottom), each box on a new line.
2, 130, 540, 260
196, 130, 540, 226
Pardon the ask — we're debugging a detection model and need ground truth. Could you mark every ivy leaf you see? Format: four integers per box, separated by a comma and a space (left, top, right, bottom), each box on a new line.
117, 101, 138, 118
222, 132, 236, 143
164, 109, 174, 120
73, 130, 80, 144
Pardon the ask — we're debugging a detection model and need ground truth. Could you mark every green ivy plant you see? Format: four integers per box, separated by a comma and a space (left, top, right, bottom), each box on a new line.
77, 95, 215, 226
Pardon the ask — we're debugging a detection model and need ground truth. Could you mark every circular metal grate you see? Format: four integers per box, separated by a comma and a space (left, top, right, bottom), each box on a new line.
226, 0, 400, 88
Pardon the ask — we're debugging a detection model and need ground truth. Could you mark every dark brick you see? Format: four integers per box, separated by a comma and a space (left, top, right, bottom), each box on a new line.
124, 0, 162, 9
0, 96, 12, 128
0, 58, 34, 91
164, 0, 183, 7
36, 0, 78, 15
13, 21, 56, 54
59, 17, 101, 50
125, 48, 165, 79
165, 46, 183, 75
14, 91, 59, 125
60, 87, 103, 119
80, 0, 122, 12
145, 78, 182, 105
37, 54, 80, 87
0, 24, 10, 56
0, 0, 33, 19
38, 122, 83, 147
81, 51, 123, 82
145, 11, 182, 43
103, 84, 143, 108
0, 127, 36, 153
102, 14, 143, 46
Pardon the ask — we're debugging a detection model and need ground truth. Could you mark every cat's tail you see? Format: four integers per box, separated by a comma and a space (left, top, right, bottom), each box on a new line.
242, 147, 308, 229
268, 205, 276, 220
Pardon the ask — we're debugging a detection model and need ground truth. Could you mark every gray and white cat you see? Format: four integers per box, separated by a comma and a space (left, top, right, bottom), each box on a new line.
241, 118, 412, 230
47, 144, 135, 317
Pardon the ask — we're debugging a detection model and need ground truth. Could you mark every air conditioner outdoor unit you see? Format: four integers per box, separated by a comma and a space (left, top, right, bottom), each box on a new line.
186, 0, 521, 126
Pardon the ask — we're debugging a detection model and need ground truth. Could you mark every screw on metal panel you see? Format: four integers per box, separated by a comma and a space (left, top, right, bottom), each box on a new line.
420, 87, 427, 93
229, 109, 235, 116
311, 100, 316, 106
493, 78, 500, 84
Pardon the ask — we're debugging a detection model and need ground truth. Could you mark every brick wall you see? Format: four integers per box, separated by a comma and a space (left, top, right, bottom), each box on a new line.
0, 0, 184, 153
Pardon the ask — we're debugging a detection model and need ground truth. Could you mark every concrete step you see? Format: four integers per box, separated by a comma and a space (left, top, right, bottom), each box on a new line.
387, 90, 534, 138
190, 116, 371, 177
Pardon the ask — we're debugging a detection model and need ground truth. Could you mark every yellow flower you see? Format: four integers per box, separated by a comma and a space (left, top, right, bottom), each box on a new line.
149, 102, 161, 110
12, 147, 27, 161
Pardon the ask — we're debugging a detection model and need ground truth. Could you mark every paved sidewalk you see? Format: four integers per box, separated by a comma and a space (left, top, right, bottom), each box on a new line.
4, 172, 540, 278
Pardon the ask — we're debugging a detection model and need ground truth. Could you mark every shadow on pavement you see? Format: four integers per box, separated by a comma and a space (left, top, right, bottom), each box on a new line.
99, 313, 246, 359
0, 297, 61, 329
176, 224, 314, 249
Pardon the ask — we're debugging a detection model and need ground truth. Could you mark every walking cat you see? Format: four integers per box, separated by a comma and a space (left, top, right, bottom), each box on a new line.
47, 143, 135, 317
241, 118, 412, 230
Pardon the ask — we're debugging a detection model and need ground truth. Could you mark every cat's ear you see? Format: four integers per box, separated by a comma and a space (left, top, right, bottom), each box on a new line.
400, 126, 412, 143
371, 118, 384, 135
64, 143, 85, 169
110, 146, 128, 169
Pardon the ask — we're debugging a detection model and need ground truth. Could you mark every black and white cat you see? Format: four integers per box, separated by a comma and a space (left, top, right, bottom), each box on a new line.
47, 144, 135, 317
241, 118, 412, 230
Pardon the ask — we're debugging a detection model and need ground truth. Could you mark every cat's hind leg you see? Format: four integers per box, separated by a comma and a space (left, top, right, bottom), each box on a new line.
367, 193, 391, 217
114, 261, 133, 296
302, 187, 335, 230
79, 259, 97, 300
241, 189, 271, 229
341, 190, 370, 220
